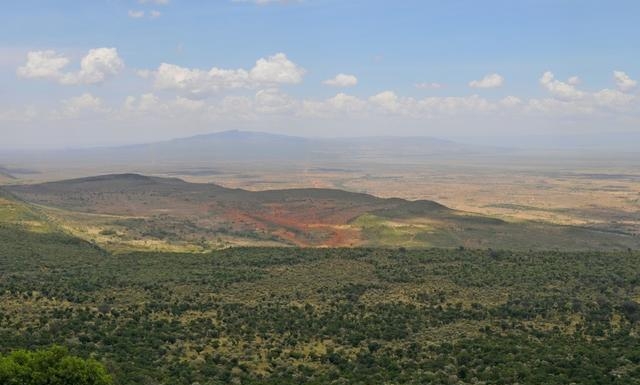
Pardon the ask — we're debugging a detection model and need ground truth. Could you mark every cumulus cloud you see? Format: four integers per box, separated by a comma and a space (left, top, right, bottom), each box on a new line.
613, 71, 637, 92
9, 68, 639, 130
60, 48, 125, 85
593, 89, 635, 109
302, 93, 366, 116
148, 53, 305, 98
539, 71, 584, 99
417, 95, 495, 115
526, 97, 594, 116
152, 63, 249, 98
174, 96, 205, 111
17, 48, 124, 85
531, 71, 636, 115
255, 88, 297, 113
61, 93, 107, 117
323, 73, 358, 87
499, 96, 523, 107
122, 94, 210, 120
567, 76, 581, 85
469, 73, 504, 88
369, 91, 400, 112
327, 93, 366, 111
124, 93, 161, 112
249, 53, 305, 84
17, 50, 70, 80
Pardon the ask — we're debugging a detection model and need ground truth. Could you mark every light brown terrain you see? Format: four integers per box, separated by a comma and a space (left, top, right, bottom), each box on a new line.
3, 171, 639, 252
1, 133, 638, 249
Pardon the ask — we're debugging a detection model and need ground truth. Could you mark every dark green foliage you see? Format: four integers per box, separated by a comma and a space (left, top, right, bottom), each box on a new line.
0, 346, 112, 385
2, 226, 640, 384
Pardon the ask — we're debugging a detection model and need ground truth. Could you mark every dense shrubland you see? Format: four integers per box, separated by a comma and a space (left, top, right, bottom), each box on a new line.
1, 225, 640, 384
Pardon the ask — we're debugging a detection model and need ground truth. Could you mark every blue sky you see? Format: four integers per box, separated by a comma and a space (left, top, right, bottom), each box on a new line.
2, 0, 639, 148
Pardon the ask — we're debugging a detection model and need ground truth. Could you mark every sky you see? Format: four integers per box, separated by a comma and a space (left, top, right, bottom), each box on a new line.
1, 0, 639, 149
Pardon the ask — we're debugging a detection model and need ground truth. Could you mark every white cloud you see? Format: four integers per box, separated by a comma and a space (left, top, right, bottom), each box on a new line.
123, 93, 208, 117
174, 96, 205, 111
249, 53, 305, 84
327, 93, 366, 112
150, 10, 161, 18
153, 63, 249, 98
499, 96, 523, 107
17, 48, 124, 85
302, 93, 367, 116
613, 71, 637, 92
323, 73, 358, 87
61, 93, 107, 117
17, 50, 70, 80
567, 76, 581, 85
128, 10, 145, 18
469, 73, 504, 88
137, 93, 161, 111
149, 53, 305, 98
526, 97, 594, 116
593, 89, 635, 109
415, 82, 443, 89
211, 96, 255, 119
417, 95, 495, 115
255, 88, 297, 113
60, 48, 124, 85
539, 71, 584, 99
369, 91, 400, 112
9, 68, 640, 134
528, 73, 637, 116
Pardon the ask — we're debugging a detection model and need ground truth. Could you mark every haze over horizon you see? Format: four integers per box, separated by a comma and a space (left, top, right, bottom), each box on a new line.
3, 0, 640, 149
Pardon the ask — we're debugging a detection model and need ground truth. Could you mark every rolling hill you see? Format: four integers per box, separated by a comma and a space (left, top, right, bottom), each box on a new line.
0, 167, 16, 182
3, 173, 639, 251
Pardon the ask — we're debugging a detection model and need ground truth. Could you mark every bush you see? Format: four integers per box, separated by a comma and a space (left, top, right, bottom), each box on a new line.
0, 346, 112, 385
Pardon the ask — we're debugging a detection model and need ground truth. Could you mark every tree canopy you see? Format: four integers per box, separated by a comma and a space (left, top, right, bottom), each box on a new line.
0, 346, 112, 385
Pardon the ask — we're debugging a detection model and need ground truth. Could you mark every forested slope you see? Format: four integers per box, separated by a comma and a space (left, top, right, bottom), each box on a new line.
1, 225, 639, 384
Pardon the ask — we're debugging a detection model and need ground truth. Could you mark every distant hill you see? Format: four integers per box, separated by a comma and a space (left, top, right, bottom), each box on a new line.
0, 166, 41, 182
4, 173, 639, 251
0, 130, 493, 169
0, 167, 16, 180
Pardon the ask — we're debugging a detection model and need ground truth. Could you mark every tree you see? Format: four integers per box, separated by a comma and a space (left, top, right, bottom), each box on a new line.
0, 346, 112, 385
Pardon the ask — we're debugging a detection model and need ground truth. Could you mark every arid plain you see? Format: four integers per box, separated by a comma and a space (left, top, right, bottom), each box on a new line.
2, 135, 638, 251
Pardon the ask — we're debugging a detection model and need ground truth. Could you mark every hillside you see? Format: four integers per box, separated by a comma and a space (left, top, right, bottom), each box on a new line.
0, 167, 15, 182
2, 228, 640, 384
4, 174, 639, 251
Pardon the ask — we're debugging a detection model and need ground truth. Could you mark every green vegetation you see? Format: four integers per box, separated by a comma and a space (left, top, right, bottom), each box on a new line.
0, 346, 112, 385
2, 223, 640, 384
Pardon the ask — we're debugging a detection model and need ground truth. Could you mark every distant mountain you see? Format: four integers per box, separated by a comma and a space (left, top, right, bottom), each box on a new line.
0, 130, 493, 168
5, 173, 639, 250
